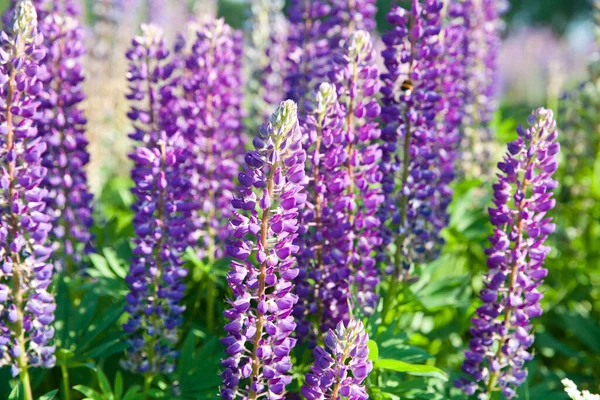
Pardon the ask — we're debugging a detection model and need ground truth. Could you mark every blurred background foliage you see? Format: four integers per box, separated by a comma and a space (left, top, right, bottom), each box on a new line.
0, 0, 598, 399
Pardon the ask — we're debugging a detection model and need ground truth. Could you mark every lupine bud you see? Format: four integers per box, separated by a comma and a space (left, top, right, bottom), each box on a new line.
379, 0, 445, 273
302, 318, 372, 400
0, 0, 56, 375
121, 24, 191, 376
455, 108, 559, 399
175, 17, 245, 261
221, 100, 306, 400
35, 2, 94, 274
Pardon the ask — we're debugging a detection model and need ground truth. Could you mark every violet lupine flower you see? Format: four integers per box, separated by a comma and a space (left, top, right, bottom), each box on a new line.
328, 30, 383, 316
35, 5, 94, 274
0, 0, 56, 375
302, 318, 372, 400
176, 18, 245, 261
221, 100, 306, 400
379, 0, 444, 274
455, 108, 560, 399
121, 24, 191, 375
293, 82, 346, 341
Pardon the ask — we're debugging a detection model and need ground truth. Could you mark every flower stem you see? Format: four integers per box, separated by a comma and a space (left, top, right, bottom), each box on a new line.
61, 364, 71, 400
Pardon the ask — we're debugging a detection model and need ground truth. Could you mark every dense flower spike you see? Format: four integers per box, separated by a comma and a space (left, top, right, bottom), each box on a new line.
293, 82, 346, 340
329, 30, 383, 316
122, 24, 191, 376
302, 318, 372, 400
0, 0, 56, 385
221, 100, 306, 399
34, 2, 94, 274
176, 17, 245, 261
379, 0, 444, 275
459, 0, 509, 179
455, 108, 560, 398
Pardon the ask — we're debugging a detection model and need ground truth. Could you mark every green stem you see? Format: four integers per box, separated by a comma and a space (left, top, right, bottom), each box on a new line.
61, 364, 71, 400
143, 374, 153, 397
19, 364, 33, 400
206, 276, 216, 332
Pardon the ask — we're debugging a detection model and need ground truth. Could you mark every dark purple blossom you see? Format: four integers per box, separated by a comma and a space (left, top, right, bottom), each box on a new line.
221, 100, 306, 399
379, 0, 444, 276
302, 318, 372, 400
121, 24, 191, 376
455, 108, 559, 399
0, 0, 56, 381
176, 18, 245, 262
35, 3, 94, 275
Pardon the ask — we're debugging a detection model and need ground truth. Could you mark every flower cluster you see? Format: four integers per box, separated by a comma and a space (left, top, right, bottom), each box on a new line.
294, 82, 346, 340
0, 0, 56, 376
36, 1, 94, 274
294, 30, 383, 344
379, 0, 445, 274
176, 17, 245, 261
302, 318, 372, 400
562, 378, 600, 400
455, 108, 559, 398
221, 100, 306, 399
122, 24, 191, 376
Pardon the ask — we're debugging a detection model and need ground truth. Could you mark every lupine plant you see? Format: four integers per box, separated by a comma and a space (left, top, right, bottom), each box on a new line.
1, 0, 596, 399
36, 0, 94, 274
455, 108, 559, 398
0, 2, 55, 399
122, 24, 191, 386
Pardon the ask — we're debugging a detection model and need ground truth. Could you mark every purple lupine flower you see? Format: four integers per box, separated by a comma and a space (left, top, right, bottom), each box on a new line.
302, 318, 372, 400
35, 4, 94, 275
121, 24, 191, 375
221, 100, 306, 399
459, 0, 509, 179
293, 82, 346, 341
176, 18, 245, 261
455, 108, 560, 399
329, 30, 383, 316
379, 0, 444, 277
0, 0, 56, 378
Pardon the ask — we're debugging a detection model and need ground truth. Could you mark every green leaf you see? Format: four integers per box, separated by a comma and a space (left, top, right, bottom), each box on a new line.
76, 302, 124, 351
375, 359, 448, 381
39, 390, 59, 400
114, 372, 123, 400
8, 383, 24, 400
368, 340, 379, 362
73, 385, 104, 400
103, 248, 127, 279
97, 369, 113, 400
121, 386, 143, 400
89, 253, 117, 279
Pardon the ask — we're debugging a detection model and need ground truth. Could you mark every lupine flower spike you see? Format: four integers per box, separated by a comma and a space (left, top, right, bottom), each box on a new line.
36, 1, 94, 274
0, 1, 55, 397
221, 100, 306, 399
379, 0, 444, 320
302, 318, 372, 400
455, 108, 560, 399
176, 17, 245, 262
121, 24, 192, 377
